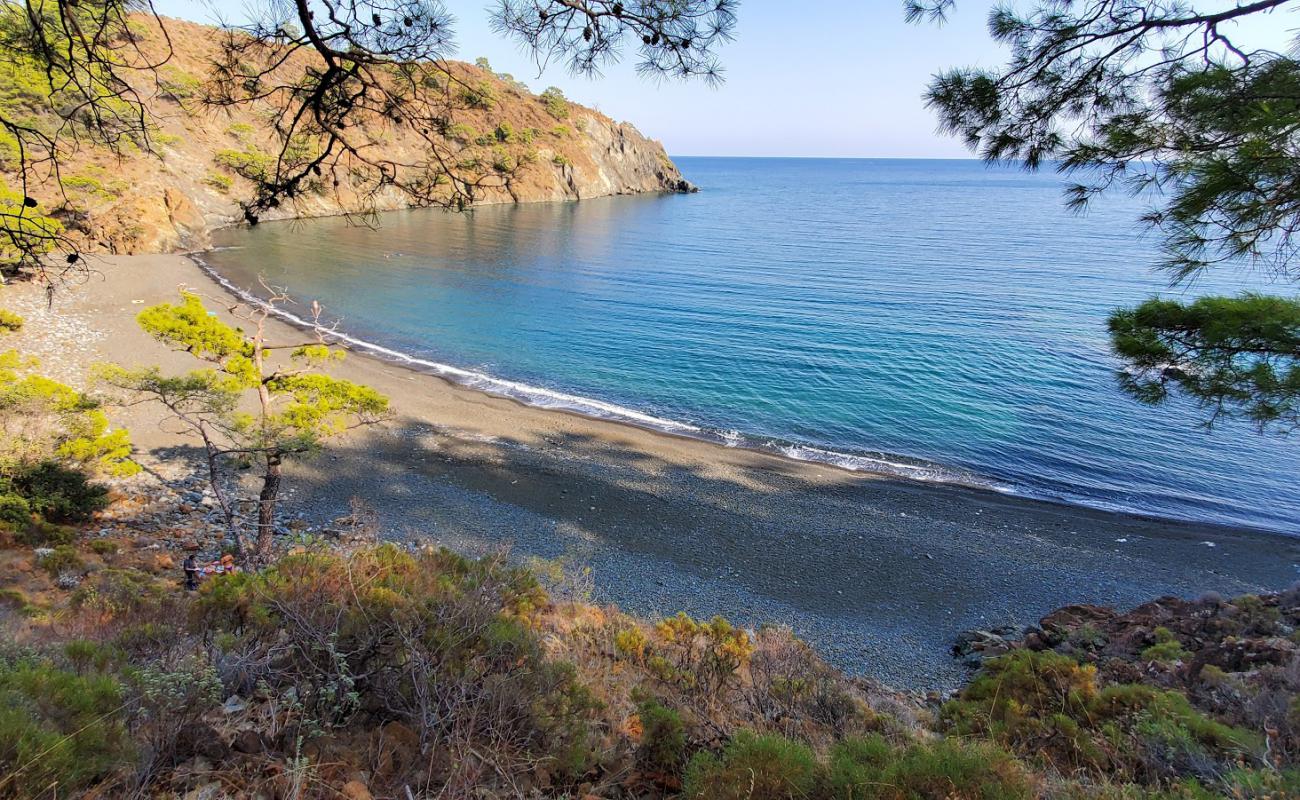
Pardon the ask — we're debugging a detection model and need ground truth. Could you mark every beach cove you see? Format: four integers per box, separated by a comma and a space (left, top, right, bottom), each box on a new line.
12, 251, 1300, 691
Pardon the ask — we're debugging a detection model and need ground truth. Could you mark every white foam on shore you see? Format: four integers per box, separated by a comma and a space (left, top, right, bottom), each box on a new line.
191, 256, 702, 434
775, 443, 1017, 493
190, 256, 1022, 496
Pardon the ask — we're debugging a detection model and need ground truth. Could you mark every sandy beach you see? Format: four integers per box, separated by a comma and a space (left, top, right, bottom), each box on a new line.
10, 252, 1300, 691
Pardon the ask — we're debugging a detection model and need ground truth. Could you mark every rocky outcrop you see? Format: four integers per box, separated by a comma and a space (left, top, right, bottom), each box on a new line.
7, 17, 694, 256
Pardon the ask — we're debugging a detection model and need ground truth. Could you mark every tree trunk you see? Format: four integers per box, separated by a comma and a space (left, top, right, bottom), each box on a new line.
256, 454, 282, 560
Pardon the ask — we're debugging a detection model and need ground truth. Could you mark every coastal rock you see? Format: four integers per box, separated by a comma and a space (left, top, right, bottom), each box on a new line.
1195, 636, 1298, 673
951, 628, 1016, 667
231, 729, 266, 754
1039, 604, 1118, 641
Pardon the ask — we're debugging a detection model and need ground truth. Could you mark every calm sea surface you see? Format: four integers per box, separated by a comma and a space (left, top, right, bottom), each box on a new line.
204, 157, 1300, 534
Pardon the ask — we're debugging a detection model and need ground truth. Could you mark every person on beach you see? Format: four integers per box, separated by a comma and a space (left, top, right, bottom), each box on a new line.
183, 555, 200, 591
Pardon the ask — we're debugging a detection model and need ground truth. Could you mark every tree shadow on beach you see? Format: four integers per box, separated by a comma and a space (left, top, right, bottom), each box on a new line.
142, 415, 1300, 689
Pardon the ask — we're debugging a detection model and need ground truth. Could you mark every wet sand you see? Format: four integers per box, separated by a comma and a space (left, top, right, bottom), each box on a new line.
11, 253, 1300, 690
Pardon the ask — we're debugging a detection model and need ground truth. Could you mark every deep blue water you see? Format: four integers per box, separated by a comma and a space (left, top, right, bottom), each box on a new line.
204, 157, 1300, 534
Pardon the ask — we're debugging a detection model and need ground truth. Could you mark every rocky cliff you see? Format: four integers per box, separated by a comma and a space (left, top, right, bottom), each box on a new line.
3, 17, 693, 256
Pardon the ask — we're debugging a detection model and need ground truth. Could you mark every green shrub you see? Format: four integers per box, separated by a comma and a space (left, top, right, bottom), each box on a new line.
942, 650, 1261, 783
7, 462, 108, 523
458, 81, 495, 110
72, 569, 165, 618
637, 700, 686, 774
0, 309, 22, 332
0, 659, 132, 796
1140, 628, 1189, 663
827, 734, 892, 798
194, 545, 574, 767
225, 121, 256, 141
828, 735, 1033, 799
1067, 622, 1108, 650
37, 544, 83, 576
203, 172, 233, 193
552, 153, 571, 167
1217, 767, 1300, 798
0, 492, 29, 525
494, 122, 514, 142
614, 625, 647, 660
446, 122, 477, 142
63, 640, 118, 673
61, 173, 122, 199
88, 539, 118, 555
15, 520, 76, 547
540, 86, 569, 119
683, 731, 820, 800
157, 67, 202, 101
214, 148, 271, 181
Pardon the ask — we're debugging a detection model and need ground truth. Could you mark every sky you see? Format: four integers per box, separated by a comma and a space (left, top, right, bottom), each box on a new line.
148, 1, 1299, 158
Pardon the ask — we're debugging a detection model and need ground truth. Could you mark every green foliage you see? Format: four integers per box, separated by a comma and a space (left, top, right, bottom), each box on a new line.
552, 153, 571, 167
157, 66, 202, 102
0, 349, 136, 481
494, 122, 514, 142
37, 544, 84, 576
941, 650, 1261, 784
61, 172, 124, 199
683, 731, 820, 800
446, 122, 477, 142
225, 122, 256, 142
6, 462, 110, 523
88, 538, 118, 555
191, 545, 596, 777
637, 699, 686, 773
0, 181, 62, 276
614, 625, 648, 660
651, 612, 755, 698
0, 491, 29, 526
0, 658, 131, 797
540, 86, 569, 119
0, 310, 23, 332
102, 292, 387, 557
214, 147, 272, 182
1109, 294, 1300, 432
828, 734, 1031, 800
14, 520, 75, 547
1140, 628, 1189, 663
203, 172, 233, 193
459, 81, 496, 110
71, 568, 167, 618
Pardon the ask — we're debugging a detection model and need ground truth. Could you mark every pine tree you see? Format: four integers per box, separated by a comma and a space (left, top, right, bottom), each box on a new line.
100, 292, 389, 560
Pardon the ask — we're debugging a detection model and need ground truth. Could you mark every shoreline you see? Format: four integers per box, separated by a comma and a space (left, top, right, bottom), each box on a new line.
10, 252, 1300, 691
188, 250, 1287, 540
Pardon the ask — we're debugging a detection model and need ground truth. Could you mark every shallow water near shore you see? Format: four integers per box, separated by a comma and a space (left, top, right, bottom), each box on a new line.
205, 157, 1300, 534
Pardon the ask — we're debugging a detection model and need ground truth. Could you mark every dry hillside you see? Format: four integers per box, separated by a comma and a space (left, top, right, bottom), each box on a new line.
1, 15, 693, 256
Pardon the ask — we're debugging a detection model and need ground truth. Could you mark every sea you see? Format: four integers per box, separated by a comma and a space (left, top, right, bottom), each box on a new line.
201, 157, 1300, 535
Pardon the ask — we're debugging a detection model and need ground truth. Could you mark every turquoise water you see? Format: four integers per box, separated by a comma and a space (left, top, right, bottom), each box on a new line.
204, 157, 1300, 534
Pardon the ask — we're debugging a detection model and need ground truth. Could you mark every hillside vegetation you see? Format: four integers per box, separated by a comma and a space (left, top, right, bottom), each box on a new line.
0, 15, 691, 258
1, 485, 1299, 799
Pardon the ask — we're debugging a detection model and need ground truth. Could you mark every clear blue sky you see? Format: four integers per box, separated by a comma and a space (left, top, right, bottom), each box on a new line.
150, 1, 1298, 158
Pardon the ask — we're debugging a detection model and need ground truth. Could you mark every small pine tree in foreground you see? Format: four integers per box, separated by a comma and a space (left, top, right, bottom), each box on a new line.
100, 290, 389, 560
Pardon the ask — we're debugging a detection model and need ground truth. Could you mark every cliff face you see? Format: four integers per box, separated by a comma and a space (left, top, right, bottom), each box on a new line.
5, 17, 693, 256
